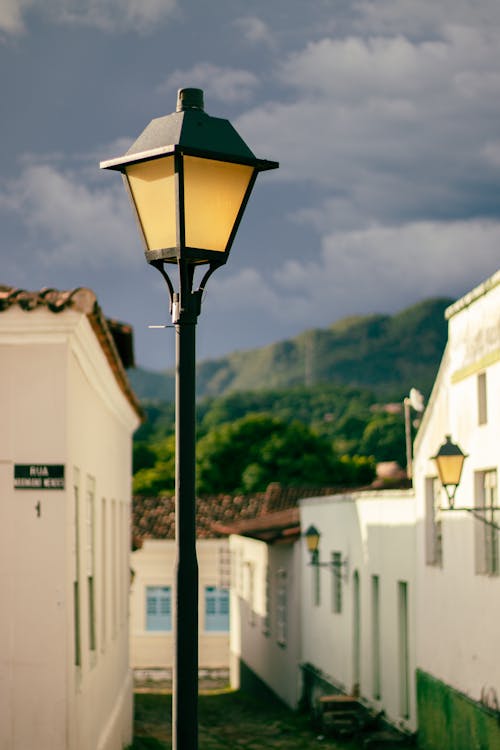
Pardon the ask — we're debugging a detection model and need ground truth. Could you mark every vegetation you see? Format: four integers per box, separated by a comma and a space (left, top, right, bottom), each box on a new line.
130, 690, 361, 749
130, 297, 447, 495
132, 383, 407, 496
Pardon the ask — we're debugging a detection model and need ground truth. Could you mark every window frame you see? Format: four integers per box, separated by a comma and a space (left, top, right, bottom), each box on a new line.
204, 586, 230, 633
145, 585, 172, 632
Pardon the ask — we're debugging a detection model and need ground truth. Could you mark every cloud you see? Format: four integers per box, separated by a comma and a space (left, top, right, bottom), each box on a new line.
291, 219, 500, 306
205, 219, 500, 332
161, 63, 259, 104
0, 0, 32, 35
354, 0, 500, 38
55, 0, 177, 32
233, 16, 276, 48
235, 23, 500, 233
0, 0, 176, 35
0, 163, 139, 269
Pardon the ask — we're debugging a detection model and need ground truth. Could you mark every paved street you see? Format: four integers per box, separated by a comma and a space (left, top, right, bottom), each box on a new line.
131, 689, 362, 750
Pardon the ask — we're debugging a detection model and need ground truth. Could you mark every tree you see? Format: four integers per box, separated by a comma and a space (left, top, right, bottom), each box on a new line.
196, 413, 371, 494
133, 435, 176, 496
359, 413, 406, 466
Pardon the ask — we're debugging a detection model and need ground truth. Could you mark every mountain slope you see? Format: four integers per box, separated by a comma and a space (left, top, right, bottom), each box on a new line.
128, 297, 451, 402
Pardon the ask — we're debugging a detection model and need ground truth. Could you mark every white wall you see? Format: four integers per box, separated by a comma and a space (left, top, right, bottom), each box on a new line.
130, 538, 230, 670
0, 306, 139, 750
413, 271, 500, 703
300, 490, 417, 733
229, 535, 302, 709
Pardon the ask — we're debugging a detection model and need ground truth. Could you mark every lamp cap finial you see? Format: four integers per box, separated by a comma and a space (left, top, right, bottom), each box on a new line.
177, 88, 204, 112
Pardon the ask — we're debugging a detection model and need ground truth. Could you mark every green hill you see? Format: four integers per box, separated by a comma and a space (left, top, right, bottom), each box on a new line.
129, 297, 451, 402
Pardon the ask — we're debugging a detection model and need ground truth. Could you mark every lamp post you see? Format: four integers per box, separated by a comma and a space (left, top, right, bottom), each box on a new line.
101, 88, 278, 750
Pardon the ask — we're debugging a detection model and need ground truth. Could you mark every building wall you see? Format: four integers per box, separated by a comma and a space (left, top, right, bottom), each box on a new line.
130, 538, 230, 670
0, 306, 138, 750
413, 271, 500, 748
229, 535, 302, 709
300, 490, 417, 734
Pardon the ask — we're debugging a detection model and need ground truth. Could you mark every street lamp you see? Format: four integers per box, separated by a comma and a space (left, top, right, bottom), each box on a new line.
432, 434, 467, 508
432, 435, 500, 530
303, 525, 348, 575
101, 88, 278, 750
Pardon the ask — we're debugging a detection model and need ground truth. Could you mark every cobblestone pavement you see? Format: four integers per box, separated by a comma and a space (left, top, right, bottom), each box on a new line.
131, 671, 414, 749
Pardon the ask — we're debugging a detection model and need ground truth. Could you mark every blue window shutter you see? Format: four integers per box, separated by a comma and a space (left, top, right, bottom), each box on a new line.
146, 586, 172, 631
205, 587, 230, 632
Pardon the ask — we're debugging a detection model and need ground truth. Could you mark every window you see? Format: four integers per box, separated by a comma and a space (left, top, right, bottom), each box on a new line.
205, 587, 230, 632
371, 575, 381, 700
101, 498, 107, 652
73, 469, 81, 667
86, 477, 96, 653
111, 500, 117, 637
475, 470, 498, 576
312, 551, 321, 607
146, 586, 172, 631
332, 552, 343, 613
398, 581, 410, 719
263, 566, 271, 636
425, 477, 443, 566
477, 372, 487, 425
244, 562, 256, 626
218, 545, 231, 590
276, 569, 287, 647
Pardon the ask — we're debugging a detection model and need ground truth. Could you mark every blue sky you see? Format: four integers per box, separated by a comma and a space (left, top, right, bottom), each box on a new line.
1, 0, 499, 370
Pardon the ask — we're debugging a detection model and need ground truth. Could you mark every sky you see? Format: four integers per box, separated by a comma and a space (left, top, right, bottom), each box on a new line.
1, 0, 499, 371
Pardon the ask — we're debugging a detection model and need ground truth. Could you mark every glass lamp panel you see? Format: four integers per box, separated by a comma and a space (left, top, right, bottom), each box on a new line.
125, 156, 177, 252
183, 156, 254, 252
305, 526, 320, 554
436, 454, 465, 487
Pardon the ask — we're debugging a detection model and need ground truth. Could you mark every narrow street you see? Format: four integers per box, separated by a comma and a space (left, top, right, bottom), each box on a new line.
131, 689, 362, 750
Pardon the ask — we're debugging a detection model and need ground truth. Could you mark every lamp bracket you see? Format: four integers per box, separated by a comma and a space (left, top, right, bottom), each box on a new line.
308, 555, 349, 580
150, 259, 218, 325
439, 505, 500, 531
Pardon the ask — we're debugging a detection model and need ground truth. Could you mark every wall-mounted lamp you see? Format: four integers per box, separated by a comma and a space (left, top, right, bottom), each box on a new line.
432, 435, 500, 530
432, 434, 467, 508
304, 525, 349, 578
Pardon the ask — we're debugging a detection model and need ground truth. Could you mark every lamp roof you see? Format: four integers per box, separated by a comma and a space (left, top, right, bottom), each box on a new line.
101, 88, 278, 173
433, 434, 467, 459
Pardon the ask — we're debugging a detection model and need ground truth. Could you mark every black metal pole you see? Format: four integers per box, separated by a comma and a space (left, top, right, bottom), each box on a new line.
172, 275, 201, 750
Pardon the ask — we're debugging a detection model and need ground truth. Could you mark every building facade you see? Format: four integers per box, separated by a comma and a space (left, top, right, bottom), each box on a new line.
413, 270, 500, 750
300, 490, 417, 735
228, 508, 303, 709
130, 534, 231, 672
0, 287, 141, 750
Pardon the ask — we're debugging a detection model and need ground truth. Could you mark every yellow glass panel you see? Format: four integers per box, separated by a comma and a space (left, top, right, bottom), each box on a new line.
125, 156, 177, 252
436, 454, 465, 486
183, 156, 254, 252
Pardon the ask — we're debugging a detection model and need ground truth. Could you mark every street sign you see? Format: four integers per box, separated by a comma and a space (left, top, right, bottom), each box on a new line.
14, 464, 65, 490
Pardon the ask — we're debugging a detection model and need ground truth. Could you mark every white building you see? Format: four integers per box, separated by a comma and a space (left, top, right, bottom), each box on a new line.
300, 489, 417, 735
413, 270, 500, 750
0, 287, 141, 750
227, 507, 303, 709
130, 502, 231, 673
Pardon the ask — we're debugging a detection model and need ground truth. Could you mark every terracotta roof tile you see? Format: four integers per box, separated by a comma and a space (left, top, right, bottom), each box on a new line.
0, 285, 143, 420
132, 484, 342, 548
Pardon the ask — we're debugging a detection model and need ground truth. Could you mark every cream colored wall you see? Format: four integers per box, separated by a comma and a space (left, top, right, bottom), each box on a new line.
0, 307, 138, 750
300, 490, 417, 733
229, 535, 302, 709
130, 538, 230, 670
413, 271, 500, 703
